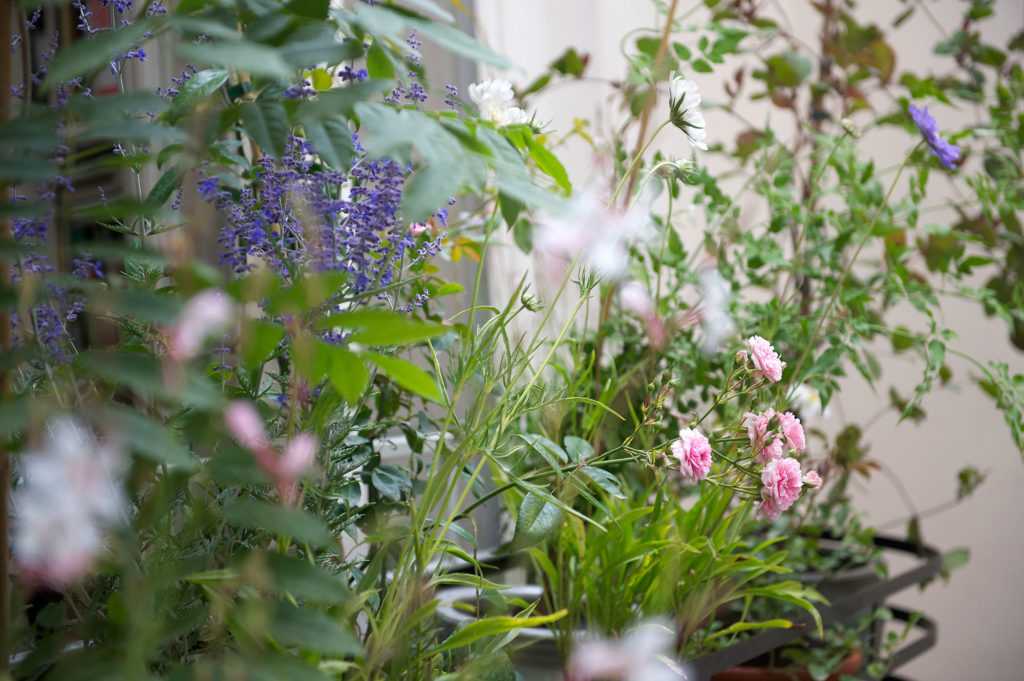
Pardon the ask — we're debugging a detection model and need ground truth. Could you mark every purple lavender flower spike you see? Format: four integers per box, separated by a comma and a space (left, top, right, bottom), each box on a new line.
909, 104, 960, 170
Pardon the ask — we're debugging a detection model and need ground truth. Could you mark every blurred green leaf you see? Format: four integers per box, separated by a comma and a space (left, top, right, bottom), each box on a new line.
223, 499, 335, 547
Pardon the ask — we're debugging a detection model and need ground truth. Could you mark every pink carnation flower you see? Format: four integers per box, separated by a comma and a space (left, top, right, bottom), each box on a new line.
743, 335, 785, 383
742, 409, 775, 450
778, 411, 806, 452
803, 470, 823, 488
757, 437, 784, 465
760, 457, 803, 516
671, 427, 712, 482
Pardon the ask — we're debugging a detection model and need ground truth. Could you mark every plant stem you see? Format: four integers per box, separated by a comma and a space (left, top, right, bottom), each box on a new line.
786, 142, 922, 392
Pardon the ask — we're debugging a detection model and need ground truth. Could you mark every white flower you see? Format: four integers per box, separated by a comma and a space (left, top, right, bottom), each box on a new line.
567, 619, 687, 681
534, 193, 652, 282
13, 417, 126, 587
619, 281, 655, 318
467, 79, 530, 127
668, 75, 708, 151
790, 383, 831, 419
697, 267, 735, 353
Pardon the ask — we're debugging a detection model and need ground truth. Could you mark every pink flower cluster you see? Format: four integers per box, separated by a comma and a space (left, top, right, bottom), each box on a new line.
671, 427, 712, 482
740, 335, 785, 383
739, 406, 822, 520
225, 401, 318, 506
742, 409, 806, 464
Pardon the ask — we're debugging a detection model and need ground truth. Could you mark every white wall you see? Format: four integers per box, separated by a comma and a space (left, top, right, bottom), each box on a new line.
474, 1, 1024, 678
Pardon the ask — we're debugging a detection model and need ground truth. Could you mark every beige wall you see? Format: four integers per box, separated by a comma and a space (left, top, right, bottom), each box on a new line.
475, 1, 1024, 678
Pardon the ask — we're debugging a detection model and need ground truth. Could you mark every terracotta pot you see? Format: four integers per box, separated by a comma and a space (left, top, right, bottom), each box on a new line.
711, 648, 862, 681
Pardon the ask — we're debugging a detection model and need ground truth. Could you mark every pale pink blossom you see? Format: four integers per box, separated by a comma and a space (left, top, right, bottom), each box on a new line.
13, 417, 126, 588
534, 193, 652, 283
620, 281, 668, 349
671, 427, 712, 482
567, 619, 685, 681
280, 433, 318, 478
168, 289, 235, 362
778, 411, 806, 452
742, 335, 785, 383
742, 409, 775, 450
225, 402, 317, 506
409, 222, 430, 236
757, 437, 784, 465
225, 401, 270, 452
760, 457, 803, 516
757, 496, 782, 520
803, 470, 823, 488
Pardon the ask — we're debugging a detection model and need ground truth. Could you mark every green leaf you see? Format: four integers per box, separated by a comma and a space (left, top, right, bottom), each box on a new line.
165, 69, 230, 123
318, 309, 448, 345
301, 116, 356, 171
281, 24, 363, 68
241, 319, 286, 368
325, 346, 370, 404
240, 100, 291, 157
941, 547, 970, 578
285, 0, 329, 19
563, 435, 592, 462
144, 166, 184, 211
270, 603, 361, 656
432, 610, 567, 654
76, 350, 223, 410
705, 619, 792, 642
525, 135, 571, 194
517, 433, 567, 472
366, 41, 396, 79
178, 40, 294, 82
401, 156, 466, 222
364, 352, 442, 402
581, 466, 625, 499
223, 499, 335, 548
262, 553, 350, 604
44, 18, 159, 91
97, 405, 196, 469
371, 464, 411, 501
513, 492, 563, 548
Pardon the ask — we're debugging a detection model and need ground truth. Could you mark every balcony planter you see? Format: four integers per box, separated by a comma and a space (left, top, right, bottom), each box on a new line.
436, 536, 940, 681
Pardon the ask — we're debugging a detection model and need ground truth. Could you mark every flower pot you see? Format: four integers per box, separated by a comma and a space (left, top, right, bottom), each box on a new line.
436, 584, 566, 680
710, 649, 862, 681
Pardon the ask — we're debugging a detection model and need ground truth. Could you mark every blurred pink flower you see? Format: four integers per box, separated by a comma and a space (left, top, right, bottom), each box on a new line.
534, 193, 651, 283
567, 619, 684, 681
779, 411, 806, 452
760, 457, 803, 515
671, 427, 712, 482
620, 281, 668, 349
13, 417, 126, 588
225, 400, 270, 452
168, 289, 234, 362
225, 402, 317, 506
742, 335, 784, 383
409, 222, 430, 236
803, 470, 823, 488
